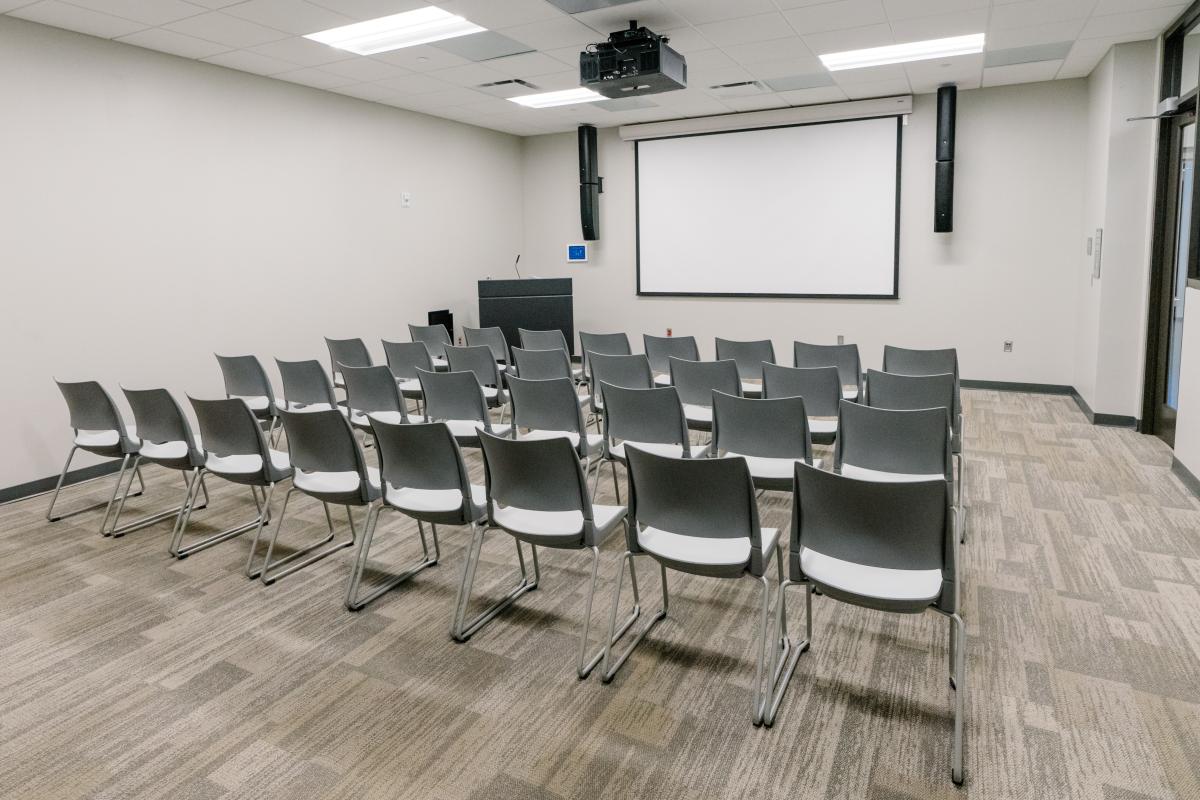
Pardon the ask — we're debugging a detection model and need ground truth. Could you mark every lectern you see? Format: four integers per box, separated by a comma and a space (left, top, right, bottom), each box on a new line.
478, 278, 574, 355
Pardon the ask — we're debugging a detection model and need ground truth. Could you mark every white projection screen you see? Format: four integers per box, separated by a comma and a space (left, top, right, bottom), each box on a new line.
636, 115, 901, 298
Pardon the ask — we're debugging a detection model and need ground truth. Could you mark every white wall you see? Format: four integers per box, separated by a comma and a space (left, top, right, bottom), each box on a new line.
521, 81, 1088, 382
0, 16, 522, 491
1176, 287, 1200, 477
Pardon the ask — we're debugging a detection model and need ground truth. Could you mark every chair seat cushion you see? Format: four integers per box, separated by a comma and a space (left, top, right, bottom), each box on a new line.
364, 410, 406, 426
809, 418, 837, 435
294, 466, 380, 495
842, 385, 859, 400
518, 429, 603, 454
139, 437, 200, 461
653, 373, 670, 386
726, 453, 818, 481
445, 420, 511, 438
397, 378, 422, 394
741, 380, 762, 396
839, 463, 945, 483
207, 449, 290, 475
639, 526, 779, 572
493, 505, 584, 545
682, 403, 713, 424
800, 546, 942, 604
75, 426, 137, 448
285, 401, 346, 415
387, 483, 485, 515
231, 394, 282, 412
610, 441, 709, 461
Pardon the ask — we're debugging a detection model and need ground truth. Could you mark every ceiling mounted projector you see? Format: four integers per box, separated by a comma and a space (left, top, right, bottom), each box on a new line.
579, 21, 687, 99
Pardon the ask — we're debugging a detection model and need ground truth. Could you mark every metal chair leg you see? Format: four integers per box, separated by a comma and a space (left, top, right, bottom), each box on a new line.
601, 552, 668, 683
46, 446, 145, 522
451, 524, 539, 642
99, 457, 206, 539
956, 451, 967, 544
761, 578, 813, 727
942, 610, 967, 785
173, 479, 275, 559
258, 491, 354, 585
577, 542, 642, 679
345, 505, 440, 611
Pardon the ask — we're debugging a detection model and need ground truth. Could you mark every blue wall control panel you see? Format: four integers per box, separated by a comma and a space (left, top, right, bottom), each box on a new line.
567, 244, 588, 263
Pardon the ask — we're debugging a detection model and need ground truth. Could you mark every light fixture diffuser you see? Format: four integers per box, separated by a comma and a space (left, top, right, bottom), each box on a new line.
819, 34, 985, 72
304, 7, 484, 56
509, 88, 603, 108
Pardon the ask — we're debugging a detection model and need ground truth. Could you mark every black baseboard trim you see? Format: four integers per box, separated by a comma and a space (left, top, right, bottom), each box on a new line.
1172, 457, 1200, 498
1067, 388, 1139, 428
960, 379, 1074, 394
0, 459, 123, 507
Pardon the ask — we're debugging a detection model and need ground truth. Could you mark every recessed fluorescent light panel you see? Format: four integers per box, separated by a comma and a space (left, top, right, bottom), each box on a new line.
509, 88, 603, 108
820, 34, 985, 71
304, 7, 484, 56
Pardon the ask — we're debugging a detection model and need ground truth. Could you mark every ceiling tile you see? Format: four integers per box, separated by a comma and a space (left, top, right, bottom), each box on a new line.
222, 0, 353, 36
660, 0, 777, 25
653, 25, 711, 52
456, 95, 530, 114
115, 26, 231, 58
1093, 0, 1184, 13
330, 81, 406, 102
830, 62, 908, 84
202, 48, 298, 74
722, 35, 817, 66
318, 56, 410, 81
275, 66, 358, 88
186, 0, 249, 7
880, 0, 989, 19
0, 0, 35, 9
695, 12, 792, 47
746, 54, 827, 78
571, 1, 687, 33
498, 15, 601, 49
248, 34, 355, 66
802, 22, 894, 55
782, 1, 887, 35
904, 52, 984, 91
374, 72, 455, 94
984, 41, 1074, 67
543, 0, 641, 13
395, 85, 491, 108
776, 84, 848, 105
840, 75, 912, 97
594, 95, 659, 110
371, 43, 472, 70
722, 93, 789, 111
306, 0, 426, 21
9, 0, 148, 37
514, 69, 579, 89
763, 71, 834, 91
888, 9, 988, 41
426, 61, 510, 86
62, 0, 207, 26
432, 31, 533, 61
986, 19, 1087, 49
1080, 5, 1183, 37
988, 0, 1096, 30
485, 50, 571, 76
164, 10, 290, 48
982, 59, 1063, 86
443, 0, 565, 29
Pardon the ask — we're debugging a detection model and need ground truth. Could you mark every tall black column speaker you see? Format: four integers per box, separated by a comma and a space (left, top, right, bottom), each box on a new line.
578, 124, 601, 241
934, 85, 956, 233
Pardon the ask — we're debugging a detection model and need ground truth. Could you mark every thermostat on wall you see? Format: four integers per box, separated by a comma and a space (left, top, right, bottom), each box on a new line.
567, 244, 588, 263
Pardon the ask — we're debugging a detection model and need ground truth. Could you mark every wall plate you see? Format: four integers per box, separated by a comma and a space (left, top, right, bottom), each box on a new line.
567, 244, 588, 263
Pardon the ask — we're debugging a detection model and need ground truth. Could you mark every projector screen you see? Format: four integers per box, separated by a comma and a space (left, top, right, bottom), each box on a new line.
635, 115, 901, 298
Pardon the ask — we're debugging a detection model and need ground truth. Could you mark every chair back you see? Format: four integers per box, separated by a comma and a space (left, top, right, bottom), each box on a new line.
382, 340, 433, 380
711, 391, 812, 462
418, 368, 490, 425
579, 331, 631, 375
625, 446, 767, 574
792, 463, 954, 609
342, 364, 406, 420
409, 324, 452, 359
56, 380, 127, 437
190, 396, 285, 482
600, 384, 690, 452
325, 337, 372, 385
512, 346, 573, 381
794, 341, 862, 396
882, 346, 960, 417
215, 354, 274, 403
372, 419, 475, 521
715, 338, 775, 382
122, 387, 202, 465
276, 359, 337, 409
762, 363, 840, 417
508, 376, 586, 452
518, 328, 570, 354
464, 326, 510, 365
445, 344, 502, 389
589, 353, 652, 393
479, 431, 594, 536
643, 334, 699, 376
669, 357, 740, 407
865, 369, 955, 414
835, 401, 951, 479
281, 408, 376, 504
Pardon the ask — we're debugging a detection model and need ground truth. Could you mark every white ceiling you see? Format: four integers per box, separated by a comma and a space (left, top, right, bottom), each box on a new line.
2, 0, 1187, 136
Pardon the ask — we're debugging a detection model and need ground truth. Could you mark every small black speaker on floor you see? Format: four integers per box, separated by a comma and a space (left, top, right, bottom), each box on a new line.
578, 124, 601, 241
935, 85, 956, 233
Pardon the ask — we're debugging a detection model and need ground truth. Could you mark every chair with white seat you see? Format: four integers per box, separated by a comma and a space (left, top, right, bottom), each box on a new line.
382, 339, 432, 414
643, 333, 699, 386
518, 328, 583, 383
668, 356, 741, 432
711, 391, 816, 491
119, 387, 209, 540
276, 358, 343, 414
794, 341, 863, 401
455, 432, 638, 679
179, 397, 292, 563
417, 368, 512, 448
507, 375, 603, 474
512, 346, 592, 415
341, 364, 423, 441
587, 352, 652, 423
835, 401, 951, 484
715, 338, 775, 397
600, 447, 786, 725
445, 344, 508, 411
578, 331, 631, 383
464, 326, 512, 373
764, 463, 965, 785
325, 337, 372, 391
258, 409, 370, 585
215, 354, 282, 443
409, 323, 452, 371
761, 363, 840, 446
47, 379, 145, 530
595, 383, 707, 502
345, 419, 468, 610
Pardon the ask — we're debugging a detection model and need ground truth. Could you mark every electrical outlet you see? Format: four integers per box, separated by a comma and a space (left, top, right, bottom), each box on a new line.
1003, 340, 1013, 352
837, 334, 845, 345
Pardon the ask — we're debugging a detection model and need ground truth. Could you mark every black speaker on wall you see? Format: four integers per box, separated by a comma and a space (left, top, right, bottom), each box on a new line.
934, 84, 957, 233
578, 124, 602, 241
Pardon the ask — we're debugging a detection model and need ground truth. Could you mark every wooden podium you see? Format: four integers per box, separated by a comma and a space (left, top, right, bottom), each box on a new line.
478, 278, 574, 355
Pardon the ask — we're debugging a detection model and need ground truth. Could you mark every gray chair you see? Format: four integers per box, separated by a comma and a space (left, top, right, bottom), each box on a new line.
881, 346, 962, 456
345, 420, 471, 610
794, 341, 863, 401
417, 368, 511, 448
341, 365, 422, 438
178, 397, 292, 562
668, 356, 741, 432
835, 401, 951, 484
508, 375, 603, 465
464, 326, 512, 372
715, 338, 775, 397
764, 463, 964, 785
276, 358, 343, 414
587, 352, 652, 419
409, 323, 452, 370
119, 387, 209, 540
643, 334, 699, 386
596, 383, 708, 501
761, 363, 840, 445
601, 447, 784, 725
215, 354, 282, 442
711, 392, 816, 491
382, 339, 432, 410
512, 346, 592, 417
578, 331, 631, 379
258, 409, 372, 585
325, 337, 372, 390
445, 344, 508, 409
454, 431, 635, 679
47, 379, 145, 530
518, 328, 583, 382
